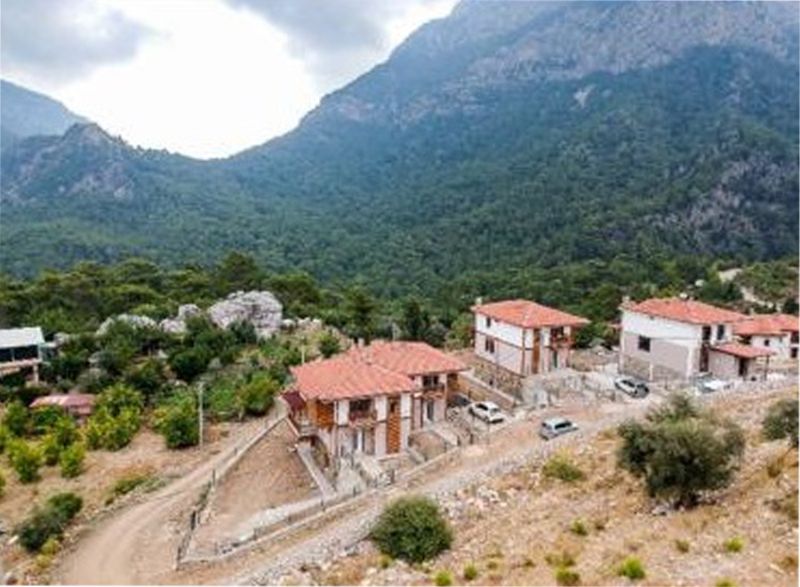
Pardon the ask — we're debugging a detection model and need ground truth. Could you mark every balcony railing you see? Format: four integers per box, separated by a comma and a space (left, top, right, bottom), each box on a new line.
349, 409, 377, 426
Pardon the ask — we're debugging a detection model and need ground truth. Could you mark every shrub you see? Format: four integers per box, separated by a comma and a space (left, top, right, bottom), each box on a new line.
59, 443, 86, 478
723, 537, 743, 553
715, 580, 736, 587
318, 331, 341, 358
30, 406, 65, 436
169, 348, 210, 382
238, 373, 278, 417
617, 557, 646, 580
86, 406, 141, 451
570, 520, 588, 536
543, 454, 585, 483
545, 552, 576, 568
762, 399, 798, 447
107, 472, 154, 503
379, 554, 393, 569
3, 401, 29, 436
675, 539, 691, 553
124, 358, 167, 402
8, 440, 42, 483
434, 570, 453, 586
555, 566, 581, 586
617, 394, 745, 507
0, 470, 5, 496
592, 518, 607, 531
463, 564, 478, 581
370, 496, 452, 563
16, 492, 83, 552
153, 394, 199, 449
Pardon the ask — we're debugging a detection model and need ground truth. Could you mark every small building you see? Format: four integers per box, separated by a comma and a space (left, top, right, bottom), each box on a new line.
287, 341, 466, 467
706, 342, 774, 380
471, 299, 589, 376
734, 314, 799, 360
0, 327, 45, 383
619, 297, 757, 381
30, 393, 96, 422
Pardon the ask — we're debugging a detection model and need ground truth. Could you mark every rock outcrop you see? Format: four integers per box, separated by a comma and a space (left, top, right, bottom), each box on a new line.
159, 303, 202, 335
96, 314, 157, 337
207, 291, 283, 339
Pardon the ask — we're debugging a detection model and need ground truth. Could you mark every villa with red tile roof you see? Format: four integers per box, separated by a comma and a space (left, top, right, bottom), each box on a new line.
286, 341, 466, 467
619, 297, 774, 381
734, 313, 799, 361
471, 299, 589, 377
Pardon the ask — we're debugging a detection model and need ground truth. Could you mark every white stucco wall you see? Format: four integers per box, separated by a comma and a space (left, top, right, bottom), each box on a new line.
335, 400, 349, 425
374, 396, 387, 421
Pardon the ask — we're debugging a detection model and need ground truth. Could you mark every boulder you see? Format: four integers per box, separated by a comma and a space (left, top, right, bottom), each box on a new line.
159, 303, 203, 335
96, 314, 157, 337
208, 291, 283, 339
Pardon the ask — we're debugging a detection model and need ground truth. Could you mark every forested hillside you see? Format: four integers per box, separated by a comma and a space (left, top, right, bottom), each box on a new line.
1, 1, 797, 297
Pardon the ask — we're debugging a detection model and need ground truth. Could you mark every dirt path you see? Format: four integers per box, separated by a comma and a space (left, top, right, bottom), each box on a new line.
54, 412, 281, 585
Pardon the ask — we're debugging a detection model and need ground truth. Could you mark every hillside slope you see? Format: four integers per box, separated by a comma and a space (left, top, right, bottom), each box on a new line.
1, 1, 798, 291
0, 80, 88, 148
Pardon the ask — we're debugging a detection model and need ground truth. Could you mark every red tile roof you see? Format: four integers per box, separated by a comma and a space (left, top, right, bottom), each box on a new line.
291, 355, 417, 401
710, 342, 775, 359
347, 341, 467, 376
734, 314, 799, 336
624, 298, 747, 325
472, 299, 589, 329
30, 394, 95, 414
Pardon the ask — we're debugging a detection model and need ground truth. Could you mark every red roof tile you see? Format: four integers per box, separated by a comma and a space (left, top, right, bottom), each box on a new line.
734, 314, 799, 336
347, 341, 467, 376
624, 298, 747, 325
291, 355, 416, 401
472, 299, 589, 329
710, 342, 775, 359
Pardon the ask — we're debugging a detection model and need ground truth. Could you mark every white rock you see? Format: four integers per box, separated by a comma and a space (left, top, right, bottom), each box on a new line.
96, 314, 157, 336
208, 291, 283, 339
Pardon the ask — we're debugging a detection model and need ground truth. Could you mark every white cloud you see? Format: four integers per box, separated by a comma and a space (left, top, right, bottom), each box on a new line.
1, 0, 456, 158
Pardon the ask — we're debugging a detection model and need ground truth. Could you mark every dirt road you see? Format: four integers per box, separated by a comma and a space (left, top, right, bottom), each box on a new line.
55, 417, 274, 585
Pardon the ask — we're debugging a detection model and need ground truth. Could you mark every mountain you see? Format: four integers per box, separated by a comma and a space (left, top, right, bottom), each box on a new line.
1, 1, 798, 297
0, 80, 88, 148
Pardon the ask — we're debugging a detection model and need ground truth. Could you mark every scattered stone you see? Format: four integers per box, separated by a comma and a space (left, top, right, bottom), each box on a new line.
96, 313, 157, 336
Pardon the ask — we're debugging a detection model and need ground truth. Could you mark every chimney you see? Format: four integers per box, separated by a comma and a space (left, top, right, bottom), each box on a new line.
679, 292, 689, 301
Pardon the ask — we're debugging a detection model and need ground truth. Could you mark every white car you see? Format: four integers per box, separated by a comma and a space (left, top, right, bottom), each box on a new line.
614, 376, 650, 398
697, 379, 732, 394
539, 417, 579, 440
467, 401, 504, 424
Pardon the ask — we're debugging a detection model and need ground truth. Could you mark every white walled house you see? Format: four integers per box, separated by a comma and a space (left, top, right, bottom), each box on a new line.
472, 299, 589, 377
619, 298, 773, 381
734, 314, 799, 361
0, 327, 44, 383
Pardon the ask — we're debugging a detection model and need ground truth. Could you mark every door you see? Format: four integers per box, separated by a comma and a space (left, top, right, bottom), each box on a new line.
387, 398, 401, 453
352, 429, 364, 453
425, 399, 435, 423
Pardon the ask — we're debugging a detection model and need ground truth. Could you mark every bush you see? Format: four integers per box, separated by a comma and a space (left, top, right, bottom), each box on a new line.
154, 394, 199, 449
238, 373, 278, 417
463, 564, 478, 581
41, 434, 62, 466
715, 579, 736, 587
545, 552, 575, 568
16, 492, 83, 552
370, 496, 452, 563
59, 443, 86, 478
570, 520, 588, 536
8, 440, 42, 483
617, 394, 745, 507
555, 566, 581, 586
543, 454, 585, 483
723, 537, 744, 553
85, 406, 141, 451
124, 358, 167, 403
617, 557, 646, 580
318, 331, 341, 358
762, 399, 798, 447
0, 470, 5, 496
434, 570, 453, 586
675, 539, 691, 553
169, 348, 210, 382
107, 472, 155, 504
3, 401, 29, 436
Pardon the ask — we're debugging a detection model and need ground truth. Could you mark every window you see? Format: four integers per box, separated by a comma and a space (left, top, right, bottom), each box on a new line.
484, 338, 495, 354
792, 332, 799, 344
485, 316, 492, 328
716, 325, 725, 340
422, 375, 439, 389
702, 326, 711, 342
764, 339, 771, 347
792, 348, 798, 360
637, 336, 651, 352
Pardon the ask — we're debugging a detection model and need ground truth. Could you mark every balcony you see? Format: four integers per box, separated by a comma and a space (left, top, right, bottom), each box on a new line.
349, 409, 377, 427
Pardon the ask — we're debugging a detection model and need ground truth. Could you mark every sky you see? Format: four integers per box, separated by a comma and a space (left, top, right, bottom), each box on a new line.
0, 0, 457, 159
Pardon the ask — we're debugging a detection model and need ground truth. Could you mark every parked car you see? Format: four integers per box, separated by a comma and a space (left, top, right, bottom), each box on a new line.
697, 378, 733, 394
467, 401, 504, 424
614, 376, 650, 398
539, 417, 579, 440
